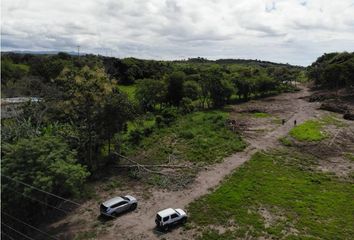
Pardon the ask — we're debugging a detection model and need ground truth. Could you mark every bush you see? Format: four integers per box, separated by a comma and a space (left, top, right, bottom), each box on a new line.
129, 129, 144, 144
179, 130, 195, 139
129, 126, 154, 144
156, 107, 178, 126
180, 97, 194, 114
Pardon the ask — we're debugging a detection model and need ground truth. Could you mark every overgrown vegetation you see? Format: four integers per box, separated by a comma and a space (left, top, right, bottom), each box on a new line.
188, 150, 354, 239
1, 135, 90, 220
121, 110, 246, 165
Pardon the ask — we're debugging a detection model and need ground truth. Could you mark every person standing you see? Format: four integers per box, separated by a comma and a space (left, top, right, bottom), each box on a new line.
294, 120, 297, 126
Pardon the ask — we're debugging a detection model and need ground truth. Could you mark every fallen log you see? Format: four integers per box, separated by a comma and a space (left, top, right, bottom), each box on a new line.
115, 164, 196, 168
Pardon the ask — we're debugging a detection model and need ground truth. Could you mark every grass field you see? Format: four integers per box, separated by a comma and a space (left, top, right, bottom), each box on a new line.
290, 120, 327, 141
121, 110, 246, 165
118, 84, 137, 101
188, 150, 354, 239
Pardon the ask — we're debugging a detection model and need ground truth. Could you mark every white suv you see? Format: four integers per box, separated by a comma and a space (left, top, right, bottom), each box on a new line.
100, 195, 137, 217
155, 208, 187, 231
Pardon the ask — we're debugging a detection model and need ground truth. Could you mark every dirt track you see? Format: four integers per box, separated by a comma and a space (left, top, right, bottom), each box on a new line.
91, 86, 323, 240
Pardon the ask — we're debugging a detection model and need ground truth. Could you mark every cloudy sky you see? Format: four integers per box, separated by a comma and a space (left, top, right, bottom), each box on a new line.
1, 0, 354, 65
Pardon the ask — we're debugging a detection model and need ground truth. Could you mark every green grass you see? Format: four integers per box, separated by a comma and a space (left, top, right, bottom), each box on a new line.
126, 116, 155, 134
290, 120, 327, 141
344, 152, 354, 162
102, 179, 122, 191
320, 114, 347, 128
118, 84, 137, 101
279, 136, 293, 146
121, 110, 246, 165
188, 151, 354, 239
73, 230, 97, 240
252, 112, 271, 118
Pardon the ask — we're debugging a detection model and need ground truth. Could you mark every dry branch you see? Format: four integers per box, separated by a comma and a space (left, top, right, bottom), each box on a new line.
112, 152, 183, 176
328, 130, 341, 146
116, 164, 194, 168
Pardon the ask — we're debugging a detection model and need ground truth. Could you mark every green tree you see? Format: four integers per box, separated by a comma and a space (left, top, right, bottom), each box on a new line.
256, 75, 278, 96
167, 71, 185, 106
204, 66, 235, 107
1, 58, 29, 84
1, 135, 89, 219
307, 52, 354, 90
183, 80, 201, 100
30, 58, 67, 82
135, 79, 167, 111
49, 66, 134, 169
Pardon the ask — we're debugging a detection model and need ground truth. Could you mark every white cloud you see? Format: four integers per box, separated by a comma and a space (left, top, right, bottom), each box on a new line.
1, 0, 354, 65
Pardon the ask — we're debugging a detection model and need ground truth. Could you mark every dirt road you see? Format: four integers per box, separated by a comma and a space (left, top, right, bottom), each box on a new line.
97, 86, 322, 240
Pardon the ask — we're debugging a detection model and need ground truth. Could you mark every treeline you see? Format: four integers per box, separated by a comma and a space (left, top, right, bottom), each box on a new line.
1, 52, 302, 230
135, 64, 301, 113
1, 52, 303, 98
179, 56, 301, 68
307, 52, 354, 90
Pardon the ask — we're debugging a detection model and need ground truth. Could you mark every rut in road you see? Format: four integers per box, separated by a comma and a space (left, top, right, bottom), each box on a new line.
102, 86, 320, 240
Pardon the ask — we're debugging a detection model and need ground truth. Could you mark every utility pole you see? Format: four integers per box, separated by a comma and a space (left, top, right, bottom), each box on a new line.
77, 45, 80, 58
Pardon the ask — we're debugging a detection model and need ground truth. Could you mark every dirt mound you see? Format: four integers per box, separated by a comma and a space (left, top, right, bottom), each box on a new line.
309, 92, 337, 102
343, 111, 354, 120
309, 89, 354, 120
319, 101, 348, 113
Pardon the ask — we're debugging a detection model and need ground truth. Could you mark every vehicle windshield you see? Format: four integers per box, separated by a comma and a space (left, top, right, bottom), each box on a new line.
121, 196, 130, 201
156, 214, 162, 221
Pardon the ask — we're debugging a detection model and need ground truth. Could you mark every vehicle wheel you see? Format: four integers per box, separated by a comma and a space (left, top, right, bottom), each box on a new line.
130, 203, 137, 210
164, 225, 169, 231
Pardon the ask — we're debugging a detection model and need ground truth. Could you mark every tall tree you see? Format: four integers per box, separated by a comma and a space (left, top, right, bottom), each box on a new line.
49, 66, 134, 170
167, 71, 185, 106
135, 79, 167, 111
183, 80, 201, 100
204, 66, 235, 107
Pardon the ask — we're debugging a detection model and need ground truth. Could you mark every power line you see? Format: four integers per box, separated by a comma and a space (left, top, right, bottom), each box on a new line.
2, 212, 59, 240
1, 231, 16, 240
77, 45, 80, 57
1, 223, 35, 240
2, 175, 121, 220
2, 175, 81, 206
5, 187, 70, 214
3, 184, 119, 221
